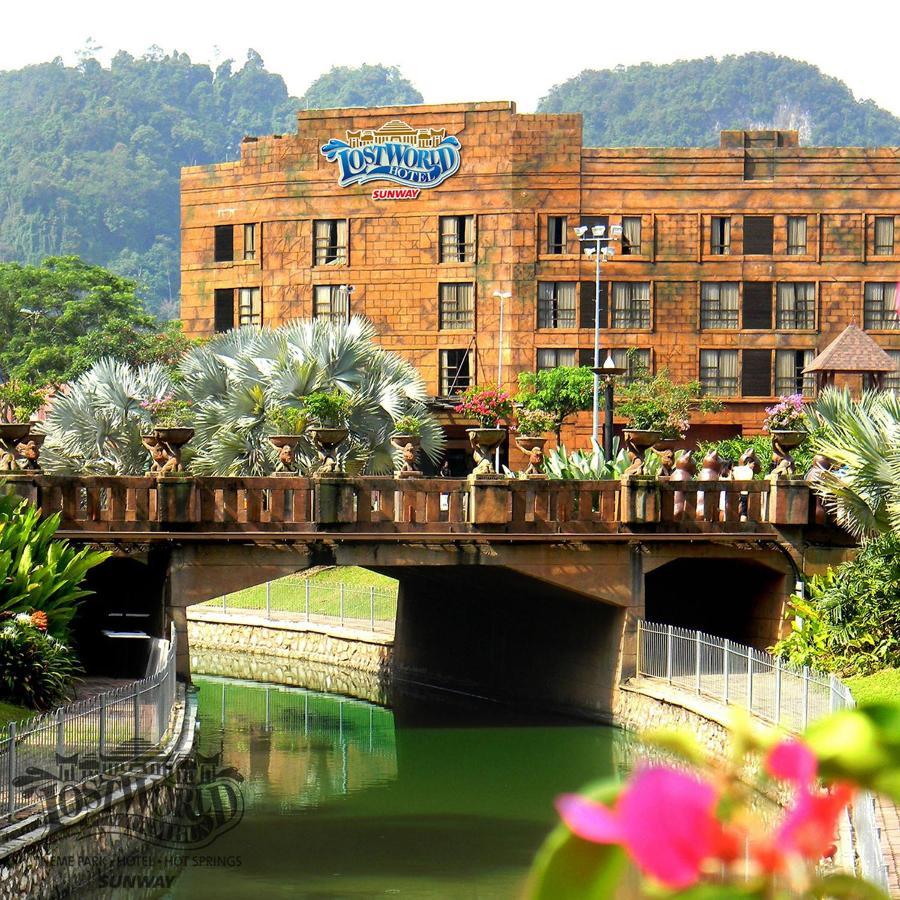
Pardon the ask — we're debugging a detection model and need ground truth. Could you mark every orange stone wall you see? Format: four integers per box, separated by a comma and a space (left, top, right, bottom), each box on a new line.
181, 102, 900, 447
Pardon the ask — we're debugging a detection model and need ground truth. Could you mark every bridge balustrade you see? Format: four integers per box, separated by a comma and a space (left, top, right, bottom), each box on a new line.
0, 473, 815, 536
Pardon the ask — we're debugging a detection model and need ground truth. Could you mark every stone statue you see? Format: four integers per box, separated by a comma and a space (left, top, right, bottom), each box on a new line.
733, 447, 761, 521
670, 451, 696, 518
276, 441, 295, 472
657, 448, 675, 477
15, 439, 41, 471
469, 430, 496, 477
523, 443, 544, 476
697, 449, 722, 518
142, 434, 179, 477
770, 434, 798, 480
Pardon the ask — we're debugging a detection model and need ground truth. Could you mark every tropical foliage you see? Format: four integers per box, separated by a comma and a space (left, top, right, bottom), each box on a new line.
0, 615, 82, 709
515, 408, 555, 436
774, 533, 900, 676
0, 380, 46, 423
529, 707, 899, 897
616, 370, 720, 438
695, 435, 815, 480
542, 441, 670, 480
0, 257, 191, 386
516, 367, 594, 443
0, 491, 109, 640
302, 391, 352, 427
804, 388, 900, 539
538, 52, 900, 148
299, 64, 423, 109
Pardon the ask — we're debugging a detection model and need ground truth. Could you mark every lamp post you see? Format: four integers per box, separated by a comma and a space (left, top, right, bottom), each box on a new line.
592, 355, 626, 460
573, 223, 623, 450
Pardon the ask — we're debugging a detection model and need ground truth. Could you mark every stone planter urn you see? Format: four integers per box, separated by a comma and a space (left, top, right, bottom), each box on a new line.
466, 427, 506, 478
147, 427, 194, 476
622, 428, 664, 476
310, 426, 349, 476
0, 423, 31, 471
391, 433, 422, 478
514, 435, 548, 478
769, 430, 808, 479
269, 434, 303, 474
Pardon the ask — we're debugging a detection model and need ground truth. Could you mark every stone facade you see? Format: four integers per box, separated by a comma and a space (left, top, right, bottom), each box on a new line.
181, 102, 900, 456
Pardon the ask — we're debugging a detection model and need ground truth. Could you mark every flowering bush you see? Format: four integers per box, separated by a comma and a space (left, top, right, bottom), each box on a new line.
616, 370, 721, 439
528, 706, 900, 898
140, 394, 193, 428
515, 408, 555, 436
764, 394, 807, 433
454, 385, 514, 428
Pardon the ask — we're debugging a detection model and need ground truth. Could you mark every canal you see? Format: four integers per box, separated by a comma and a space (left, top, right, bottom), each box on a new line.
91, 676, 631, 898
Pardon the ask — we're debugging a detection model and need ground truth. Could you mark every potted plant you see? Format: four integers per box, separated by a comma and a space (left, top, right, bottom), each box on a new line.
0, 380, 47, 472
303, 390, 352, 474
514, 407, 554, 477
454, 385, 514, 476
267, 406, 307, 473
391, 414, 423, 477
140, 395, 194, 474
764, 394, 808, 478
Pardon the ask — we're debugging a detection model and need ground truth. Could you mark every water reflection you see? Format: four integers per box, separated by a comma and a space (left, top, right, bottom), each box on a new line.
87, 676, 628, 899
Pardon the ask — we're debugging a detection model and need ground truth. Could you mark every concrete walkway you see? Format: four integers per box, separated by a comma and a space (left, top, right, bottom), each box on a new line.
874, 796, 900, 897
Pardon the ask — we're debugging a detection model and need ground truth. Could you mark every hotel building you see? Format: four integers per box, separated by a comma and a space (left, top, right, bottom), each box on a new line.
180, 101, 900, 457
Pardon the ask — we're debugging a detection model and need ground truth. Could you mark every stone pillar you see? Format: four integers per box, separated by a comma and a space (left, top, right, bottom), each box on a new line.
618, 544, 646, 682
768, 479, 811, 525
620, 476, 661, 524
157, 476, 195, 525
314, 477, 357, 524
468, 478, 510, 524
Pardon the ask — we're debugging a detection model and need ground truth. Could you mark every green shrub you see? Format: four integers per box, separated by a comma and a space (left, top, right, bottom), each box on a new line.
392, 414, 423, 437
302, 391, 351, 427
267, 406, 307, 435
773, 532, 900, 676
0, 616, 81, 709
543, 441, 673, 479
0, 490, 110, 640
696, 435, 814, 477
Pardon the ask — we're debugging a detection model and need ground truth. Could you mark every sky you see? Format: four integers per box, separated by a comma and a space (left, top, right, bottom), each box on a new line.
2, 0, 900, 117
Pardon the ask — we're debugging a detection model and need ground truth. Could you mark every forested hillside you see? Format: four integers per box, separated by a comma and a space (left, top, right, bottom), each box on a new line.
538, 53, 900, 148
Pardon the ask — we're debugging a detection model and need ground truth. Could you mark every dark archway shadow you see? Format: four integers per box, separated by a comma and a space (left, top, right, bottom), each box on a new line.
644, 557, 787, 649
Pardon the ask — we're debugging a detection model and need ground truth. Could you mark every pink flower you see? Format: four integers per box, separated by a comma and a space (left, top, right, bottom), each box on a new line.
766, 739, 818, 787
556, 766, 731, 889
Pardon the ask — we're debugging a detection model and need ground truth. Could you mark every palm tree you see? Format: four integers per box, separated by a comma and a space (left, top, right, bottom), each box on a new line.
42, 319, 445, 476
805, 388, 900, 539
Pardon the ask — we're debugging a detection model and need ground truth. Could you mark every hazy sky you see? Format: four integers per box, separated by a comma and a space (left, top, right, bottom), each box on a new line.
2, 0, 899, 117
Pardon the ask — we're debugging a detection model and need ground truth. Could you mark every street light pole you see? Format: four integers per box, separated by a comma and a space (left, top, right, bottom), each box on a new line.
574, 224, 622, 448
492, 290, 511, 472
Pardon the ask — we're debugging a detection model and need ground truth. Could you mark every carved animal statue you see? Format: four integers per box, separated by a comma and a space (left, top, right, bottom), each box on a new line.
670, 451, 695, 518
469, 431, 496, 476
657, 448, 675, 476
769, 434, 797, 480
737, 447, 761, 476
0, 449, 17, 471
699, 449, 722, 481
276, 441, 295, 471
523, 444, 544, 476
622, 444, 644, 477
399, 442, 419, 475
15, 440, 40, 471
142, 434, 179, 476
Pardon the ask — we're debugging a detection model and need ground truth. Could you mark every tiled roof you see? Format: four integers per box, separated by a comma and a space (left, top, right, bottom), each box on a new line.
804, 324, 896, 373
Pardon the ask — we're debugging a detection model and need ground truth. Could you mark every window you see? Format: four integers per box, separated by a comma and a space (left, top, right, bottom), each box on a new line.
243, 224, 257, 261
536, 348, 576, 371
743, 216, 774, 255
313, 285, 351, 322
313, 219, 348, 265
743, 282, 774, 330
214, 288, 234, 332
611, 282, 651, 329
885, 350, 900, 392
214, 225, 234, 262
711, 217, 731, 255
439, 283, 474, 329
580, 215, 609, 237
538, 282, 577, 329
775, 350, 815, 397
440, 216, 475, 263
238, 287, 261, 326
610, 348, 651, 384
700, 283, 739, 329
776, 283, 816, 330
864, 283, 899, 330
547, 216, 567, 254
439, 349, 471, 396
700, 349, 738, 396
874, 216, 895, 255
741, 349, 772, 397
787, 216, 808, 255
579, 281, 608, 329
621, 217, 642, 255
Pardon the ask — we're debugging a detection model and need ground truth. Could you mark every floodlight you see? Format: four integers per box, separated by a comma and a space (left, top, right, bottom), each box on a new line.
610, 225, 624, 238
573, 225, 588, 238
493, 291, 512, 300
591, 224, 606, 238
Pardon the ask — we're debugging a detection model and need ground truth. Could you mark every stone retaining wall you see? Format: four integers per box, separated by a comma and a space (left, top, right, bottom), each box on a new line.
0, 689, 197, 900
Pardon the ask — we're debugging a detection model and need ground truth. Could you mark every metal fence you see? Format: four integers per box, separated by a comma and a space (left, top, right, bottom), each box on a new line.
201, 580, 397, 635
636, 619, 889, 891
0, 625, 178, 821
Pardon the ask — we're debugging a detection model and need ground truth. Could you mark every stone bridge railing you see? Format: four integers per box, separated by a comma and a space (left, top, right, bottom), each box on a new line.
1, 474, 828, 538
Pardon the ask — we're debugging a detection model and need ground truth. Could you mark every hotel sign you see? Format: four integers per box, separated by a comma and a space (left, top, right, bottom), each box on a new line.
321, 120, 461, 199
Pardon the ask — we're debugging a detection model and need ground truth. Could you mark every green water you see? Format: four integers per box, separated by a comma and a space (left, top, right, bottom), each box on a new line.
99, 677, 630, 898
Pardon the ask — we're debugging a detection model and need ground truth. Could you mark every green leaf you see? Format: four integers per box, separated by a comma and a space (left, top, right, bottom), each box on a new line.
806, 873, 890, 899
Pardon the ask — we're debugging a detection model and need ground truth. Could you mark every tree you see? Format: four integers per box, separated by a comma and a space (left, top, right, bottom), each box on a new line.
0, 257, 190, 385
516, 367, 594, 444
805, 388, 900, 539
299, 64, 423, 109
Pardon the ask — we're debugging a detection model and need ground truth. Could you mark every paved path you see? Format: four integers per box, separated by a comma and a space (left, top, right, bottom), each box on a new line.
874, 796, 900, 897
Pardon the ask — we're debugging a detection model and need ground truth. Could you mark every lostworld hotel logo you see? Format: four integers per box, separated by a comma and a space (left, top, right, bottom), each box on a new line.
321, 120, 461, 199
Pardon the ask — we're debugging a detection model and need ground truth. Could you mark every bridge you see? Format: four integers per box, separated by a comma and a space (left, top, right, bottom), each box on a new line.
4, 473, 854, 720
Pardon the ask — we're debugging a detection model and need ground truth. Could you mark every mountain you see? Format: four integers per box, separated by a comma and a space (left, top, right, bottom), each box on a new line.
537, 53, 900, 148
0, 54, 421, 317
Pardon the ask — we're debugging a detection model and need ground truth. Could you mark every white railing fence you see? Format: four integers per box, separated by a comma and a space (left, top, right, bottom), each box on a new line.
204, 580, 397, 635
635, 619, 889, 891
0, 625, 178, 822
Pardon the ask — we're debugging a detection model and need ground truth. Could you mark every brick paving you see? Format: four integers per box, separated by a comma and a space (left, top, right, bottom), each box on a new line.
874, 796, 900, 897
